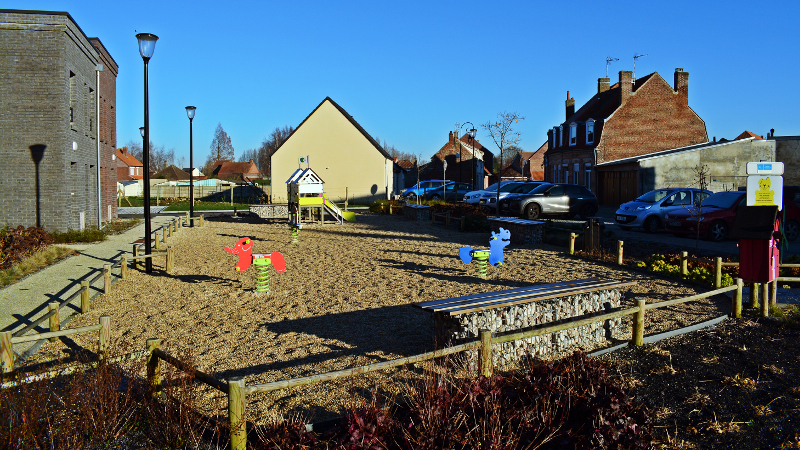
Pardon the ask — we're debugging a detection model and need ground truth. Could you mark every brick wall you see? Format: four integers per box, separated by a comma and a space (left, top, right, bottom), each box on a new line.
0, 11, 102, 232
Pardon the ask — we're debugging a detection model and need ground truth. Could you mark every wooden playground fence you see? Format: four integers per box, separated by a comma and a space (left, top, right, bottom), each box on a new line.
144, 278, 749, 450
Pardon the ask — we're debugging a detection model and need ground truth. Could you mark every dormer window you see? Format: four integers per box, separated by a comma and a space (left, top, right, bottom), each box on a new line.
569, 123, 577, 146
586, 119, 595, 144
558, 125, 563, 147
551, 128, 556, 148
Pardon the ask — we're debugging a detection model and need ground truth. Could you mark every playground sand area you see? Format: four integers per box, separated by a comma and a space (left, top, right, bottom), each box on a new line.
32, 212, 729, 423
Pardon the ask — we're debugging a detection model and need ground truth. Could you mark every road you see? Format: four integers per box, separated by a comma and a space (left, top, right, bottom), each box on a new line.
594, 206, 800, 257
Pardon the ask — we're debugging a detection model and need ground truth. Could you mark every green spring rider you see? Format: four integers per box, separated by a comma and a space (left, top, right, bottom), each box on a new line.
469, 250, 491, 278
288, 221, 303, 244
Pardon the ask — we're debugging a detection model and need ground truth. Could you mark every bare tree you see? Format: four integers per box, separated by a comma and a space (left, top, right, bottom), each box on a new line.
259, 125, 293, 177
207, 123, 235, 167
482, 112, 525, 215
689, 164, 710, 250
124, 140, 143, 162
124, 139, 173, 172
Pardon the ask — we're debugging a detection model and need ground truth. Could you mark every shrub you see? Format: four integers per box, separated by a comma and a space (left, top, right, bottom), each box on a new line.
0, 225, 54, 269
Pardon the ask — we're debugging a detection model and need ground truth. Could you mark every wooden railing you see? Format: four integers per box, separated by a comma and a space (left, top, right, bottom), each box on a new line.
143, 279, 750, 450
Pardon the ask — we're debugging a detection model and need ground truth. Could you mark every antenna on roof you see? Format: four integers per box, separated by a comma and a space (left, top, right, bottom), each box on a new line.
633, 53, 648, 81
605, 56, 619, 78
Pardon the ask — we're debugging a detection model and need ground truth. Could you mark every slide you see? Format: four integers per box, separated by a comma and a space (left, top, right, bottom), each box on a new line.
322, 194, 355, 223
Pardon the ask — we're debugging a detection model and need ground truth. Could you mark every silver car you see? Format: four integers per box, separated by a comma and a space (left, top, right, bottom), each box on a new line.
614, 188, 712, 233
463, 180, 518, 204
477, 182, 526, 209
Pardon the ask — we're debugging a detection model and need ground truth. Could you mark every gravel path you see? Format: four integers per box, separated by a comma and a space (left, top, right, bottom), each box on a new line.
33, 212, 730, 423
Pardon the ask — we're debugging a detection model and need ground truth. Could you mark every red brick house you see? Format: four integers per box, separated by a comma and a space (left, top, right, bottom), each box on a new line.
115, 147, 144, 181
210, 159, 264, 181
428, 131, 494, 189
544, 68, 708, 205
506, 145, 546, 181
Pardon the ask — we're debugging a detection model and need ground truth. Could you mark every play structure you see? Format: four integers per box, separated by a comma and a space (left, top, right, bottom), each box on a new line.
458, 227, 511, 277
224, 237, 286, 293
286, 165, 355, 225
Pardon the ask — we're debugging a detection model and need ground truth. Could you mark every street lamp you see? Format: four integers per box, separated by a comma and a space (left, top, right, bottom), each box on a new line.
462, 122, 477, 190
185, 106, 196, 226
137, 32, 158, 273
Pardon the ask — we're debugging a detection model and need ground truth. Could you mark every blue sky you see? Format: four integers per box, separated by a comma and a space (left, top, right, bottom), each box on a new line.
20, 0, 800, 166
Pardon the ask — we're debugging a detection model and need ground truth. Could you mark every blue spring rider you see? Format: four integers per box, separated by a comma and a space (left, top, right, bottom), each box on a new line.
458, 227, 511, 278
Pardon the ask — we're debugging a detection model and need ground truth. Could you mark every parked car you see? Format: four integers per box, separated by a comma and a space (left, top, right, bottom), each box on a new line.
498, 182, 551, 212
423, 182, 473, 201
463, 180, 518, 204
614, 188, 713, 233
508, 184, 598, 219
664, 191, 745, 241
401, 180, 448, 200
478, 182, 526, 209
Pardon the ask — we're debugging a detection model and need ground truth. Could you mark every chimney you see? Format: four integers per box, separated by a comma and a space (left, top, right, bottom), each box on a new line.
619, 71, 633, 104
448, 130, 453, 143
598, 77, 610, 93
393, 156, 398, 162
673, 68, 688, 106
565, 91, 575, 120
770, 128, 775, 138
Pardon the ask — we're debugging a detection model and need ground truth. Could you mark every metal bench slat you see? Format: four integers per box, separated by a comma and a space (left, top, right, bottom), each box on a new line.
414, 278, 602, 309
442, 281, 636, 316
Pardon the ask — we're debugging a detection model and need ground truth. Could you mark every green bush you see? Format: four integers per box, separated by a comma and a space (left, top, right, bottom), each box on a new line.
639, 253, 734, 287
51, 227, 106, 244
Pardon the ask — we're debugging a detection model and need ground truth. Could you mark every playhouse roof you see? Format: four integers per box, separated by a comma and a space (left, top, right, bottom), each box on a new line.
286, 167, 324, 185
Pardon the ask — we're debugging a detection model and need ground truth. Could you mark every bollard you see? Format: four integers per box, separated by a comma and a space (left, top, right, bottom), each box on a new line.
733, 278, 743, 319
154, 231, 161, 250
388, 204, 392, 215
1, 331, 13, 375
166, 246, 174, 273
228, 376, 247, 450
714, 257, 722, 288
146, 338, 162, 395
680, 251, 688, 278
632, 298, 646, 346
98, 315, 110, 357
48, 302, 60, 342
199, 214, 205, 227
750, 282, 760, 308
81, 280, 90, 313
121, 255, 128, 280
133, 244, 139, 269
617, 240, 624, 265
569, 233, 577, 255
103, 264, 111, 294
761, 283, 769, 317
479, 330, 493, 377
770, 279, 778, 306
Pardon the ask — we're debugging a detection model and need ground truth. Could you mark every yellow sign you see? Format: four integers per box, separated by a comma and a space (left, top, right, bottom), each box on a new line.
754, 177, 775, 206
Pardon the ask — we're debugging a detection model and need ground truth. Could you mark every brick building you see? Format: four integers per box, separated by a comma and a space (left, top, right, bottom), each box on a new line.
426, 131, 494, 190
544, 69, 708, 205
0, 10, 118, 231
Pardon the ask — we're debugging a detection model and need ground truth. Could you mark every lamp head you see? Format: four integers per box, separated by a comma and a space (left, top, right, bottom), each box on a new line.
136, 33, 159, 61
469, 128, 477, 139
139, 127, 145, 138
185, 106, 196, 120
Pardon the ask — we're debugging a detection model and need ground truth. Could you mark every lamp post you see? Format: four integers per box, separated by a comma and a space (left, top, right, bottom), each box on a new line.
136, 32, 158, 273
185, 106, 196, 226
462, 122, 477, 190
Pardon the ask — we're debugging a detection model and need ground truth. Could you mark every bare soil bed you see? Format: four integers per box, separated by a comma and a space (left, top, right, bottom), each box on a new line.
33, 212, 729, 426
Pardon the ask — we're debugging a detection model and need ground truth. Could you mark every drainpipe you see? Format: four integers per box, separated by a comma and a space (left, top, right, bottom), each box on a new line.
95, 64, 104, 227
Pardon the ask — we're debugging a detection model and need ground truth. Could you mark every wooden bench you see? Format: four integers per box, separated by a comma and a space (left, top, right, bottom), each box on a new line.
414, 277, 635, 368
488, 217, 545, 245
403, 203, 431, 221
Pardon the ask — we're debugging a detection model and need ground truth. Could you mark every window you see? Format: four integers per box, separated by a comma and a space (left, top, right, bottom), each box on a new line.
549, 185, 565, 196
584, 168, 591, 189
586, 120, 595, 144
558, 126, 563, 147
573, 163, 579, 185
552, 127, 557, 148
569, 123, 577, 146
129, 167, 134, 176
69, 71, 76, 128
564, 168, 569, 183
89, 88, 94, 134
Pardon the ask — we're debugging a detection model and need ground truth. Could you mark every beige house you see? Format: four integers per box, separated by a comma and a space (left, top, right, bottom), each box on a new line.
272, 97, 394, 204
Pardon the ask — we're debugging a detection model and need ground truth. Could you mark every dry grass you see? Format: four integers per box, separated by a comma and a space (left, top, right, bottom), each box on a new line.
0, 245, 76, 287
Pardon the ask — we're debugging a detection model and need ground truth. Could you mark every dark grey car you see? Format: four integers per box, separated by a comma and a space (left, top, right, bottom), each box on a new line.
508, 184, 598, 220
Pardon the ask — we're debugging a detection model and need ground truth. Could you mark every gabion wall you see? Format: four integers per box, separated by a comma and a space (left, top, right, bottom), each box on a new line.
433, 289, 624, 369
488, 219, 544, 246
403, 204, 431, 221
249, 204, 289, 218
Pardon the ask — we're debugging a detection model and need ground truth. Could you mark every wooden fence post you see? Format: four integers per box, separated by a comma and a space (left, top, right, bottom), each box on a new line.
48, 302, 60, 342
81, 280, 90, 313
166, 246, 174, 273
761, 283, 769, 317
200, 214, 205, 227
617, 240, 624, 265
146, 338, 162, 395
154, 231, 161, 250
714, 257, 722, 288
98, 315, 110, 357
121, 255, 128, 280
460, 216, 466, 230
569, 233, 576, 255
103, 264, 111, 294
185, 212, 190, 227
228, 376, 247, 450
770, 279, 778, 306
750, 282, 760, 308
1, 331, 13, 375
445, 212, 451, 227
479, 330, 493, 377
733, 278, 743, 319
133, 244, 139, 270
388, 204, 392, 215
632, 298, 646, 346
681, 251, 688, 278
